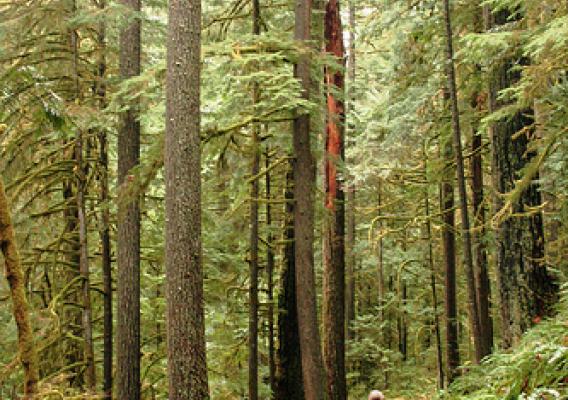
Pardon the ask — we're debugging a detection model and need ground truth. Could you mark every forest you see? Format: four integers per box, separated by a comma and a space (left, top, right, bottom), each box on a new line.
1, 0, 567, 398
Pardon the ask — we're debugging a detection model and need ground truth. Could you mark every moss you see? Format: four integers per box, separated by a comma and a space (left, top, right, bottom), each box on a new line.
0, 178, 39, 397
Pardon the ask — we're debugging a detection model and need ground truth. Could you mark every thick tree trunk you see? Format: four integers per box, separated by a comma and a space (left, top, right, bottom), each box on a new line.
487, 8, 558, 349
275, 165, 305, 400
322, 1, 346, 399
248, 2, 261, 399
293, 0, 326, 398
0, 179, 39, 398
117, 0, 142, 397
165, 0, 209, 397
440, 137, 460, 384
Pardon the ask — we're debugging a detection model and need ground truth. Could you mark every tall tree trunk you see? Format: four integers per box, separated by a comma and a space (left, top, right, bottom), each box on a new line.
117, 0, 142, 396
76, 126, 96, 391
275, 164, 304, 400
440, 136, 460, 384
470, 6, 493, 359
423, 147, 444, 389
345, 0, 356, 343
62, 182, 82, 386
442, 0, 484, 363
0, 179, 39, 398
70, 2, 96, 387
96, 0, 113, 394
470, 96, 493, 357
165, 0, 209, 396
322, 1, 346, 399
486, 7, 558, 349
265, 149, 276, 397
293, 0, 326, 398
426, 203, 444, 389
248, 1, 261, 399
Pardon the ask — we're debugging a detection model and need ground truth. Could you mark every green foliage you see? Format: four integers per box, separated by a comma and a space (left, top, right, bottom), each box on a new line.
439, 285, 568, 400
1, 0, 568, 397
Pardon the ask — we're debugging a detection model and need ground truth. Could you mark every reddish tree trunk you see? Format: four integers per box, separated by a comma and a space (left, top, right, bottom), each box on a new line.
323, 1, 347, 399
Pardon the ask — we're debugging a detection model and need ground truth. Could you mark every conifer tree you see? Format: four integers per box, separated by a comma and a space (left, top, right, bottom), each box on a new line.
165, 0, 209, 396
117, 0, 142, 397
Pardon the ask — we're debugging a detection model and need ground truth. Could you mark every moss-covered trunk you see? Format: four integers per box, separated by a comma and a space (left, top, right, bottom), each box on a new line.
0, 178, 39, 397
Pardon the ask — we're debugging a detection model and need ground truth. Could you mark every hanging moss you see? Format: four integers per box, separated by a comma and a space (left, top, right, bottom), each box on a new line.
0, 178, 39, 397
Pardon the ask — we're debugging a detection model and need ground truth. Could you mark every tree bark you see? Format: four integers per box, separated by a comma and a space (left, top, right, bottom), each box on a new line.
442, 0, 483, 364
322, 1, 347, 399
76, 128, 96, 391
293, 0, 326, 398
62, 181, 82, 387
345, 0, 356, 343
470, 95, 493, 357
248, 1, 261, 399
265, 149, 276, 397
0, 179, 39, 398
423, 147, 444, 389
117, 0, 142, 396
70, 0, 96, 388
275, 164, 305, 400
165, 0, 209, 396
487, 8, 558, 349
95, 0, 113, 394
470, 6, 493, 359
440, 135, 460, 384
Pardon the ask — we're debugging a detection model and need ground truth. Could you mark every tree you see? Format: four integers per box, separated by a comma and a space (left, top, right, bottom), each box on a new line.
70, 0, 96, 387
470, 4, 493, 358
322, 0, 347, 399
95, 0, 113, 394
248, 2, 261, 399
442, 0, 484, 363
440, 131, 460, 383
265, 149, 277, 396
164, 0, 209, 396
0, 178, 39, 398
345, 0, 357, 342
487, 6, 558, 349
117, 0, 142, 396
293, 0, 326, 399
276, 165, 305, 400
